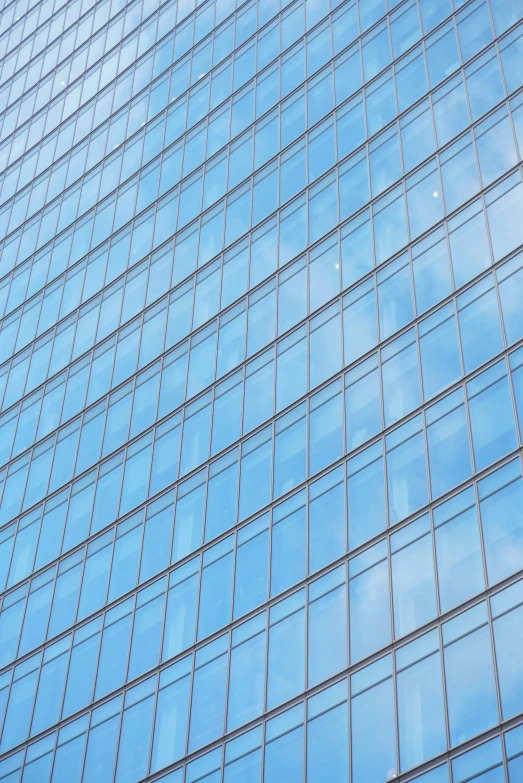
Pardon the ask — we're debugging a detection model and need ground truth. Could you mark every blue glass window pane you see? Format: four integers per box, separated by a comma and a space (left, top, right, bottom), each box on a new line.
227, 631, 265, 730
347, 452, 386, 550
480, 476, 523, 585
271, 506, 306, 597
509, 756, 523, 783
128, 595, 164, 680
308, 585, 347, 686
51, 732, 86, 782
391, 1, 421, 57
336, 98, 365, 160
119, 444, 151, 515
419, 0, 452, 32
115, 695, 154, 783
406, 167, 443, 239
31, 652, 69, 735
458, 287, 503, 374
397, 652, 446, 771
426, 25, 460, 87
343, 288, 377, 366
387, 432, 428, 525
0, 669, 38, 752
309, 177, 337, 245
150, 676, 190, 771
189, 653, 228, 751
396, 48, 428, 112
466, 52, 505, 121
239, 435, 272, 520
363, 23, 391, 82
233, 530, 269, 619
140, 505, 173, 584
486, 176, 523, 263
339, 154, 369, 220
435, 507, 485, 612
498, 256, 523, 346
309, 238, 340, 312
513, 362, 523, 439
82, 716, 119, 783
309, 480, 345, 573
108, 525, 141, 602
273, 415, 306, 499
205, 462, 238, 541
489, 0, 523, 34
264, 726, 303, 783
162, 575, 198, 659
432, 76, 469, 146
197, 553, 233, 640
95, 614, 132, 699
0, 599, 25, 667
392, 535, 437, 638
468, 374, 517, 471
22, 752, 52, 782
243, 358, 274, 433
308, 122, 335, 184
494, 604, 523, 719
444, 625, 498, 746
449, 205, 491, 289
18, 581, 52, 656
47, 565, 82, 638
378, 261, 413, 340
224, 749, 261, 782
475, 110, 517, 187
345, 365, 381, 450
427, 404, 471, 499
373, 189, 408, 265
309, 392, 343, 475
351, 678, 397, 783
382, 341, 420, 427
420, 313, 462, 400
307, 703, 348, 783
149, 423, 181, 498
267, 609, 305, 708
62, 633, 98, 716
441, 136, 480, 214
401, 103, 436, 173
349, 560, 390, 661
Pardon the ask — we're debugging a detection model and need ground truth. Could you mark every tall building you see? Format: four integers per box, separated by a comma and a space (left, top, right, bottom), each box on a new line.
0, 0, 523, 781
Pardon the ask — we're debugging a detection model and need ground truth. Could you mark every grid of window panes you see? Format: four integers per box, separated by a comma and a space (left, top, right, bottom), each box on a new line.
0, 0, 523, 780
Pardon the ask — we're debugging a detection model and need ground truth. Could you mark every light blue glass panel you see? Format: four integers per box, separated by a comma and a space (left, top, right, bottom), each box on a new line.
189, 647, 228, 752
397, 651, 446, 771
309, 471, 345, 573
467, 364, 517, 471
271, 500, 306, 597
392, 530, 437, 638
227, 628, 265, 731
150, 674, 190, 772
307, 702, 348, 783
308, 582, 347, 686
493, 603, 523, 719
347, 444, 386, 550
264, 725, 303, 783
435, 502, 485, 612
444, 624, 498, 746
349, 556, 390, 662
426, 393, 471, 498
267, 603, 305, 709
351, 672, 396, 783
387, 421, 428, 525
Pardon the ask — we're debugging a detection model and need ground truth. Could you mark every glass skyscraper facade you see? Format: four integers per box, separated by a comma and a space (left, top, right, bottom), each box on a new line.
1, 0, 523, 780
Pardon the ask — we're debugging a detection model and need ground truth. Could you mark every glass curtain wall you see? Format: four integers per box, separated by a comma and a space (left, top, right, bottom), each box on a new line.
0, 0, 522, 780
